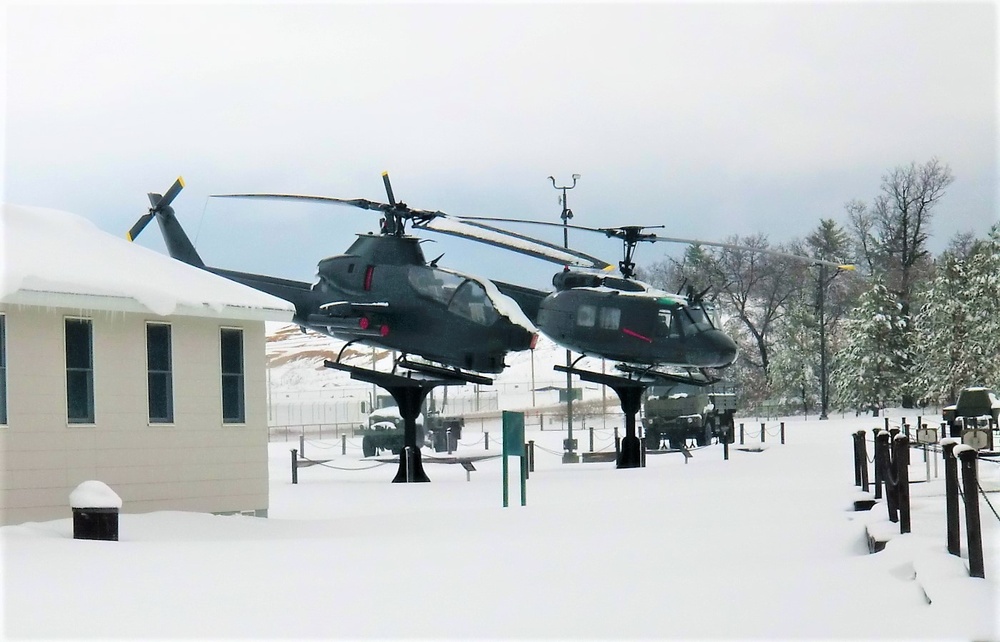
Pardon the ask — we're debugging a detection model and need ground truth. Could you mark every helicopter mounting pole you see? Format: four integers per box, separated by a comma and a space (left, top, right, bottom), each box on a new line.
550, 174, 581, 465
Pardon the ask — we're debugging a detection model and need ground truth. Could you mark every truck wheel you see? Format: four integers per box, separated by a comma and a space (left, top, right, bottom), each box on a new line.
669, 436, 685, 450
696, 420, 711, 447
362, 436, 376, 458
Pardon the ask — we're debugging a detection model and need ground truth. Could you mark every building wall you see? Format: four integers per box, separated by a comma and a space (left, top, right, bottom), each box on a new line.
0, 304, 270, 525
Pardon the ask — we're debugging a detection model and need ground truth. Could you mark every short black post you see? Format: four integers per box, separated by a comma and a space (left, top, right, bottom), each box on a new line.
447, 428, 453, 455
957, 448, 985, 578
640, 438, 646, 467
291, 449, 298, 485
872, 429, 883, 499
739, 423, 744, 445
852, 432, 863, 487
943, 441, 961, 556
760, 422, 766, 443
528, 440, 535, 474
893, 434, 911, 533
878, 431, 898, 523
857, 431, 869, 492
589, 426, 595, 452
614, 426, 621, 459
485, 432, 489, 450
780, 422, 785, 445
884, 417, 890, 431
342, 434, 347, 455
300, 434, 305, 459
723, 428, 730, 461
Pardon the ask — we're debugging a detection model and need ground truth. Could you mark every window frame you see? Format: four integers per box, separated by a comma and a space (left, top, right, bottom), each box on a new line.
146, 322, 174, 424
65, 317, 95, 425
0, 314, 7, 426
220, 327, 246, 424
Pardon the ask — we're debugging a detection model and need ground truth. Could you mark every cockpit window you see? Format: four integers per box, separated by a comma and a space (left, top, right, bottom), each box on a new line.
408, 266, 462, 305
408, 266, 500, 326
680, 303, 715, 336
577, 304, 596, 327
448, 280, 500, 326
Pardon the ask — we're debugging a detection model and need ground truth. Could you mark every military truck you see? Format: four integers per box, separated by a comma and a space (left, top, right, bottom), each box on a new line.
358, 395, 464, 457
942, 386, 999, 439
642, 382, 737, 450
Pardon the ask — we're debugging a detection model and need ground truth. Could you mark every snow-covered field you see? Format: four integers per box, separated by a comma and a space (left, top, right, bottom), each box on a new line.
3, 412, 997, 639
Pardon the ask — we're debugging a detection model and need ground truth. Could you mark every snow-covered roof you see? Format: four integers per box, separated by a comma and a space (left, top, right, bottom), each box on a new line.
0, 204, 295, 321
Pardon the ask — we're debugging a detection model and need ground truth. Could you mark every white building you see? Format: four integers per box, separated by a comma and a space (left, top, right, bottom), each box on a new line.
0, 204, 294, 525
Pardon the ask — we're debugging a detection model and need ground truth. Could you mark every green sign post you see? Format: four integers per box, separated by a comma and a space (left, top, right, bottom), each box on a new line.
502, 411, 526, 507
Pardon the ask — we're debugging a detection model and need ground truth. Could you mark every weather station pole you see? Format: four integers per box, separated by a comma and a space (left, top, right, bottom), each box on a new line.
550, 174, 581, 464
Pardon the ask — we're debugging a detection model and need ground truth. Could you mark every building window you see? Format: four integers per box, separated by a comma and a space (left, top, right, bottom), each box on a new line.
220, 328, 245, 423
146, 323, 173, 423
66, 318, 95, 424
0, 315, 7, 425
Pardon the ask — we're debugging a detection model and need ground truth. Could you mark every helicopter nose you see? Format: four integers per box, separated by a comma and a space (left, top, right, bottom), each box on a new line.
688, 329, 739, 368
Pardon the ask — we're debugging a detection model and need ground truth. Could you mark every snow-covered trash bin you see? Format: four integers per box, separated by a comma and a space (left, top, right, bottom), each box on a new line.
70, 481, 122, 541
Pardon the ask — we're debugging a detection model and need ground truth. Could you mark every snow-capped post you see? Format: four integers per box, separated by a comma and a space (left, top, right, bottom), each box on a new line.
853, 430, 869, 491
70, 481, 121, 541
291, 449, 298, 484
956, 446, 985, 578
876, 431, 894, 516
871, 428, 883, 500
942, 439, 961, 556
723, 429, 730, 460
893, 434, 911, 534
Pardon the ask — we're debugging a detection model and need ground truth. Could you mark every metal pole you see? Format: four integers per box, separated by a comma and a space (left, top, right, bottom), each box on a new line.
551, 174, 580, 465
291, 449, 298, 485
943, 441, 960, 556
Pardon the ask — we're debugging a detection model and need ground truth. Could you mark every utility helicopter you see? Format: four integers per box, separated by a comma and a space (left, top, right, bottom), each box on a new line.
451, 216, 855, 382
126, 175, 606, 377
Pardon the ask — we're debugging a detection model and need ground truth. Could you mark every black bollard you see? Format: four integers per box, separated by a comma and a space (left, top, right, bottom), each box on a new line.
957, 448, 985, 578
528, 440, 535, 474
485, 432, 489, 450
943, 441, 961, 556
872, 428, 883, 500
739, 423, 745, 445
724, 428, 730, 461
589, 426, 595, 453
760, 422, 766, 443
291, 449, 298, 485
780, 422, 785, 445
893, 434, 911, 533
342, 434, 347, 455
852, 432, 863, 487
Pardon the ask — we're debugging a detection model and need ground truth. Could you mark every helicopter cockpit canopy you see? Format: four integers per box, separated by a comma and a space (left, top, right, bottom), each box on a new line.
407, 266, 500, 326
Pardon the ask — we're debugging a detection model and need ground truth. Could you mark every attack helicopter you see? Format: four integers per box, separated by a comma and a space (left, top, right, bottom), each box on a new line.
126, 175, 606, 376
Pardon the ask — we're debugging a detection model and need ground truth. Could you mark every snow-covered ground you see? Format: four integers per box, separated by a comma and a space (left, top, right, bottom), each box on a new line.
2, 412, 997, 639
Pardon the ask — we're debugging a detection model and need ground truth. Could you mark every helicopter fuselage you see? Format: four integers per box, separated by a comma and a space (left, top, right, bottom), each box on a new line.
528, 273, 738, 369
300, 234, 537, 373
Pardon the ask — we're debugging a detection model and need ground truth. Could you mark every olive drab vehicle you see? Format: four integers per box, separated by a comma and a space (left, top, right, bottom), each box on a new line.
642, 382, 738, 450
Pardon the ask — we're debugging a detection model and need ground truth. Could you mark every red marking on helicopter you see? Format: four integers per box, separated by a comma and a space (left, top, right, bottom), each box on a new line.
622, 328, 652, 343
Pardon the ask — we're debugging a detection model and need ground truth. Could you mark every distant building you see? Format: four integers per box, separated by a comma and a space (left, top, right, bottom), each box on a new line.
0, 204, 294, 525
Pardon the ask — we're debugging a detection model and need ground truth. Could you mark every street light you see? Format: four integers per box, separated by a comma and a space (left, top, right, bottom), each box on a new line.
817, 262, 855, 420
549, 174, 580, 464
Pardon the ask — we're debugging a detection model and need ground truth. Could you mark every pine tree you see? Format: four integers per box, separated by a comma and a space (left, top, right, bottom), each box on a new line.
831, 280, 910, 414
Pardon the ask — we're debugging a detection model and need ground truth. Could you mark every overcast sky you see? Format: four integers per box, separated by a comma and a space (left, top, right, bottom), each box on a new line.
4, 2, 997, 289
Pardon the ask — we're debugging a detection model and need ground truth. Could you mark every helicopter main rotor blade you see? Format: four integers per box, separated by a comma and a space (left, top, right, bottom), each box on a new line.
381, 171, 396, 207
456, 214, 854, 270
645, 235, 854, 270
420, 217, 613, 271
210, 193, 394, 212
